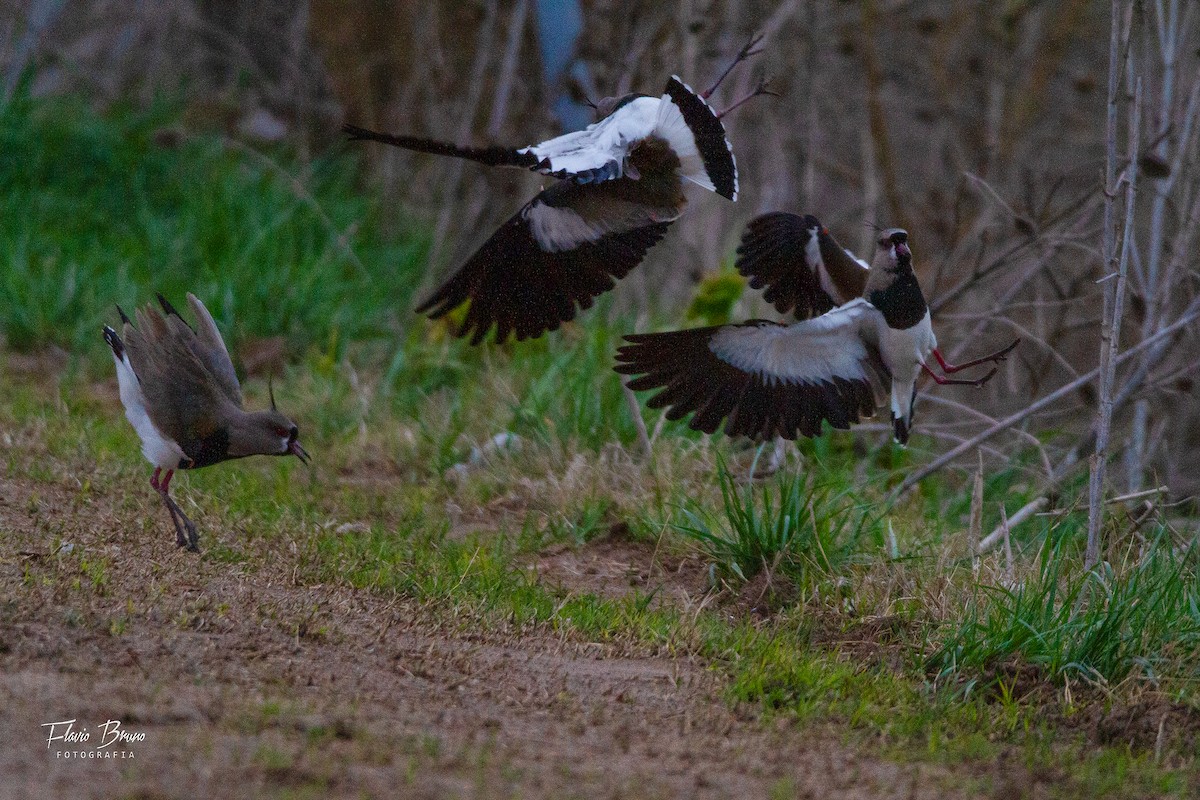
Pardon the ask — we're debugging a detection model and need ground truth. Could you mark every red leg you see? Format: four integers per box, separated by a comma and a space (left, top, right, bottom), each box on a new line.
152, 468, 198, 552
922, 362, 997, 387
933, 338, 1021, 373
703, 33, 765, 99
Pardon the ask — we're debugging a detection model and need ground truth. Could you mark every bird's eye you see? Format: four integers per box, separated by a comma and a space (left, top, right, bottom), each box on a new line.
879, 238, 890, 247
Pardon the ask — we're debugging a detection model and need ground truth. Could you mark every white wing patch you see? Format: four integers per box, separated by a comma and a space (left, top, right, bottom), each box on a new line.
709, 300, 882, 385
520, 96, 660, 180
803, 224, 840, 299
111, 348, 187, 469
524, 203, 602, 253
523, 196, 681, 253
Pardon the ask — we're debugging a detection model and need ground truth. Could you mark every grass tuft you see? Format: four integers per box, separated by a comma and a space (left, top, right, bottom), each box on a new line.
930, 533, 1200, 692
670, 456, 875, 585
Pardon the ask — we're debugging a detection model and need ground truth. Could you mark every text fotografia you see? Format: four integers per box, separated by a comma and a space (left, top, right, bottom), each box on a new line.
42, 719, 145, 759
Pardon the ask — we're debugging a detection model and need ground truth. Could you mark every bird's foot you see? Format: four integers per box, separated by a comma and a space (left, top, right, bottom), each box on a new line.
160, 491, 200, 553
933, 338, 1021, 374
717, 77, 780, 119
702, 32, 767, 99
922, 363, 998, 387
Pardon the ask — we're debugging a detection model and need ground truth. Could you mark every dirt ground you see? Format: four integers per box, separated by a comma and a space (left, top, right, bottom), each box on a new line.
0, 473, 989, 799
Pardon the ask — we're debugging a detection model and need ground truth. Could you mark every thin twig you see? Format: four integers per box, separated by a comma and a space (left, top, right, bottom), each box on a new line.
1107, 486, 1168, 504
968, 450, 983, 568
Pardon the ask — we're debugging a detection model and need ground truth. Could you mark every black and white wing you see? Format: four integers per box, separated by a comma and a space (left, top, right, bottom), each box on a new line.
344, 77, 737, 198
416, 138, 686, 344
615, 299, 890, 440
527, 76, 737, 195
735, 213, 869, 319
653, 76, 737, 200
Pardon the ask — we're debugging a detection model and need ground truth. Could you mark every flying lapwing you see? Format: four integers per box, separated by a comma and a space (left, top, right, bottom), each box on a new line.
103, 293, 310, 551
344, 37, 773, 344
615, 218, 1020, 444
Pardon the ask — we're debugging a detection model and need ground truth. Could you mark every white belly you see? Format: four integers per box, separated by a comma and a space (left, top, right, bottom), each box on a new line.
879, 311, 936, 381
879, 311, 936, 440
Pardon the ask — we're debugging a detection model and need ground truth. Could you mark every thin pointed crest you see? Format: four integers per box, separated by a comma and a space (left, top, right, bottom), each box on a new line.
268, 375, 277, 411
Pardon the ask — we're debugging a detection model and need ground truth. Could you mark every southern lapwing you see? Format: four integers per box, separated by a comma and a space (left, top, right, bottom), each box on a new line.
103, 293, 310, 551
615, 218, 1020, 444
344, 38, 773, 344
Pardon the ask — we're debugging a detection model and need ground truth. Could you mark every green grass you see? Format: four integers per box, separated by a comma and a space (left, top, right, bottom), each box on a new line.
2, 92, 1198, 796
670, 455, 878, 584
930, 534, 1200, 693
0, 90, 426, 361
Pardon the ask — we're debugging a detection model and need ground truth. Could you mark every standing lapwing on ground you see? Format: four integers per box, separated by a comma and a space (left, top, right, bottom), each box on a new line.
615, 219, 1020, 444
343, 36, 774, 344
103, 293, 310, 551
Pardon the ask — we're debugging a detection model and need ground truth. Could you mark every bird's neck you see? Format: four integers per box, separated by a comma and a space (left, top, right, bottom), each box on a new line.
867, 268, 928, 330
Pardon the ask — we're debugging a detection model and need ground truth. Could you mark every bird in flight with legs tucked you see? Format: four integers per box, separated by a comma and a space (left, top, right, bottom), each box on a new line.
615, 216, 1020, 444
344, 36, 775, 344
103, 293, 310, 551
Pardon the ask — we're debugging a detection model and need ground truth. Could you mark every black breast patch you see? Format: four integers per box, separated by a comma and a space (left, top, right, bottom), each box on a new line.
868, 270, 928, 330
180, 428, 231, 469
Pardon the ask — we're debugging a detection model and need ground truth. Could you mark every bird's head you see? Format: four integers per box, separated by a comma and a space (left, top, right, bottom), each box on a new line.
591, 93, 645, 121
235, 407, 310, 464
874, 228, 912, 273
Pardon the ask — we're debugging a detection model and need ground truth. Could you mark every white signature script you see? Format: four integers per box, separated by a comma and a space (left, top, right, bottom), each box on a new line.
41, 719, 145, 758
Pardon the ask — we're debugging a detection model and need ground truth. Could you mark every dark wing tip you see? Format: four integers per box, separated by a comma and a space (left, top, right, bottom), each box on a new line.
662, 76, 738, 201
116, 304, 132, 325
342, 123, 380, 142
417, 204, 671, 345
734, 212, 837, 319
102, 325, 125, 359
156, 292, 182, 318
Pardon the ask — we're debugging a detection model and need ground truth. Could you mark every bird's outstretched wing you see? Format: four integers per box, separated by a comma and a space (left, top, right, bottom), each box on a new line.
615, 300, 890, 440
735, 213, 868, 319
417, 138, 685, 344
652, 76, 737, 200
344, 76, 738, 197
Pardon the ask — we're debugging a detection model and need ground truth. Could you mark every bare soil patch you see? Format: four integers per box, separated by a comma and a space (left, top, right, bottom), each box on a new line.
0, 473, 970, 799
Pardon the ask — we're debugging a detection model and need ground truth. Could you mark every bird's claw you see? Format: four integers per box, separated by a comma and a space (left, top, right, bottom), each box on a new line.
973, 367, 999, 388
736, 33, 766, 61
989, 338, 1021, 363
